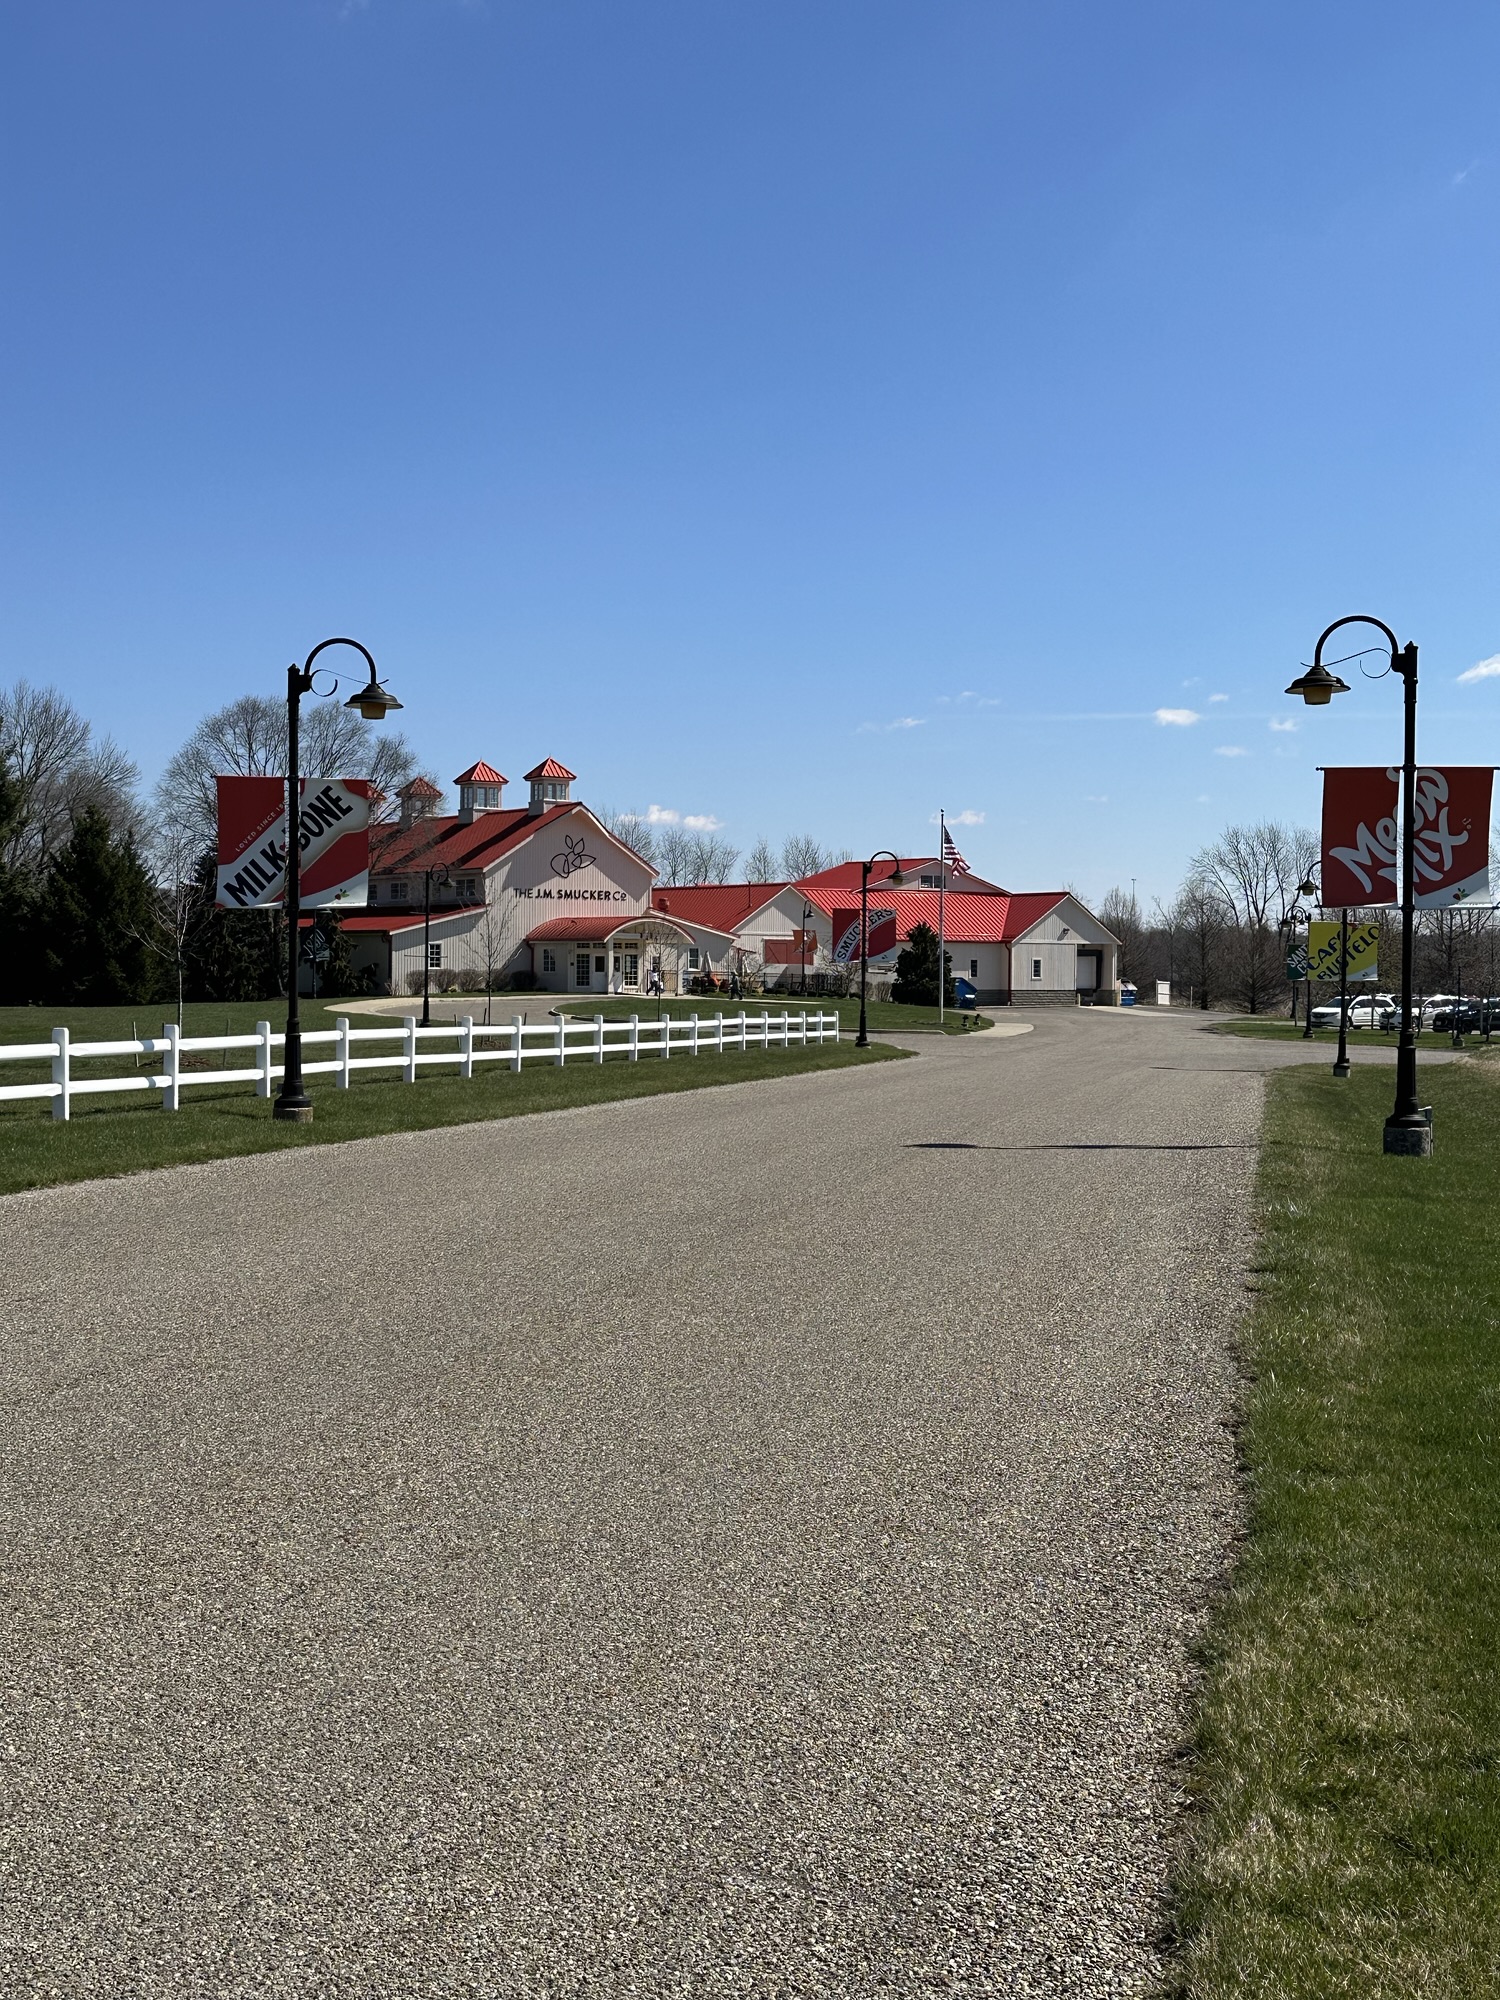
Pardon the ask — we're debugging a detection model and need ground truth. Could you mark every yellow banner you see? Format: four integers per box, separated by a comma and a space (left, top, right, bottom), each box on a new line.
1307, 919, 1380, 982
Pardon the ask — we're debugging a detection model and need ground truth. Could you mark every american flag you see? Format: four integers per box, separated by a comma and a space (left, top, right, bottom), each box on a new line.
942, 827, 970, 877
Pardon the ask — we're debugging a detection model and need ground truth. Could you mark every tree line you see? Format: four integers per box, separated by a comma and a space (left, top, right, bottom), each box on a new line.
1098, 820, 1500, 1012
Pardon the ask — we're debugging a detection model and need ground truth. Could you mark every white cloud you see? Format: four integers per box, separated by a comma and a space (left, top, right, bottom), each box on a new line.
1453, 160, 1479, 187
1155, 707, 1201, 727
929, 808, 985, 826
1269, 717, 1298, 733
1457, 654, 1500, 684
858, 716, 924, 733
1215, 745, 1249, 758
1209, 692, 1228, 703
644, 803, 724, 831
1084, 794, 1108, 805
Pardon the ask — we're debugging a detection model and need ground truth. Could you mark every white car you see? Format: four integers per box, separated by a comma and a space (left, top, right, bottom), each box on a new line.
1309, 997, 1397, 1031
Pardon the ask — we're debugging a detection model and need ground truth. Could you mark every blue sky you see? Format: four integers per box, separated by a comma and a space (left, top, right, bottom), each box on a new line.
3, 1, 1497, 904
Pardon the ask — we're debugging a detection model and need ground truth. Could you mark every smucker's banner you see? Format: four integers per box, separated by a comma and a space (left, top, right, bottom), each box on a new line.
831, 907, 898, 962
216, 776, 372, 909
1322, 766, 1494, 908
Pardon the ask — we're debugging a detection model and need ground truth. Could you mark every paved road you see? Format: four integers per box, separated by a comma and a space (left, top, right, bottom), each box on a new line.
0, 1012, 1389, 1996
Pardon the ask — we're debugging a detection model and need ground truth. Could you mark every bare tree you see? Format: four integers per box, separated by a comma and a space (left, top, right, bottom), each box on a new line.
595, 806, 660, 871
1188, 820, 1316, 1014
0, 681, 142, 871
1097, 885, 1146, 988
685, 832, 739, 883
746, 838, 779, 882
781, 834, 828, 880
131, 821, 215, 1027
156, 692, 418, 851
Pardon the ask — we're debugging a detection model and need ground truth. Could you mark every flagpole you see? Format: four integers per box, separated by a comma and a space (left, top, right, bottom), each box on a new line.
938, 808, 946, 1026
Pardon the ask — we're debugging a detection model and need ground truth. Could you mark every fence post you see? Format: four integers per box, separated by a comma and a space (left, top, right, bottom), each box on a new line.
761, 1008, 770, 1049
594, 1014, 605, 1065
511, 1014, 524, 1074
404, 1016, 418, 1084
691, 1011, 700, 1056
782, 1009, 789, 1048
257, 1020, 273, 1096
334, 1015, 351, 1089
50, 1026, 70, 1122
738, 1009, 746, 1051
460, 1015, 474, 1081
162, 1021, 181, 1112
661, 1010, 671, 1060
629, 1013, 639, 1062
556, 1014, 566, 1067
716, 1011, 724, 1055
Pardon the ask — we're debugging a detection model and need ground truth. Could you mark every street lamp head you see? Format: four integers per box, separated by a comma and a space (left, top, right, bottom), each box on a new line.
346, 669, 403, 722
1298, 877, 1319, 897
887, 866, 906, 887
1285, 663, 1350, 707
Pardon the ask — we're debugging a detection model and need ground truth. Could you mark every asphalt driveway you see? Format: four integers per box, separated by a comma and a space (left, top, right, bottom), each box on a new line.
0, 1009, 1340, 1996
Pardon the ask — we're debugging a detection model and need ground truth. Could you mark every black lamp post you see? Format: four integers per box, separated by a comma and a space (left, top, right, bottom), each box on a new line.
420, 862, 451, 1027
1286, 614, 1428, 1155
274, 638, 401, 1125
854, 850, 905, 1048
800, 899, 815, 998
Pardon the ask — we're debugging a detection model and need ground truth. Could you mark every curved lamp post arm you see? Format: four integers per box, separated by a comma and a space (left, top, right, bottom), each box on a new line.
855, 849, 904, 1047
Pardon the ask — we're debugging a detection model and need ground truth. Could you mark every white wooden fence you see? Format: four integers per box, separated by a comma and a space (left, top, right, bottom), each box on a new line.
0, 1009, 842, 1121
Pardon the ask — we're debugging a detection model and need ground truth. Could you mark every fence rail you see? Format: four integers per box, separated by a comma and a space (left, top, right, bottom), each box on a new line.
0, 1010, 842, 1121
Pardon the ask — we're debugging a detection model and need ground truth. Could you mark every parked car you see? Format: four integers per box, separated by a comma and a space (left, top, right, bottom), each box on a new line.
1309, 996, 1397, 1030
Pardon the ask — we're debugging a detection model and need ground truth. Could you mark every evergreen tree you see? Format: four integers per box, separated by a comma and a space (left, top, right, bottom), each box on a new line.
188, 850, 284, 1002
35, 806, 162, 1005
890, 921, 954, 1007
0, 757, 36, 1003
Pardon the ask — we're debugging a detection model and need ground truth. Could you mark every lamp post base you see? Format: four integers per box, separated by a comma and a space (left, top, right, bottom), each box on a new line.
1333, 1058, 1351, 1078
1383, 1114, 1432, 1157
273, 1099, 314, 1125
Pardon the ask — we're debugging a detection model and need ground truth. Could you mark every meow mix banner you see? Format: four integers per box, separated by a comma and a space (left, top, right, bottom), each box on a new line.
1322, 766, 1494, 908
216, 776, 372, 908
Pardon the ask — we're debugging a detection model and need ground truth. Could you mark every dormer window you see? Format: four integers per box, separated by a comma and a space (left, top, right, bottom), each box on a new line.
920, 873, 941, 888
389, 879, 408, 900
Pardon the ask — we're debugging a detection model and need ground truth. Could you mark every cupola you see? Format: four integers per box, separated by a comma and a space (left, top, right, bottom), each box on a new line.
453, 761, 508, 826
524, 757, 576, 815
397, 775, 443, 830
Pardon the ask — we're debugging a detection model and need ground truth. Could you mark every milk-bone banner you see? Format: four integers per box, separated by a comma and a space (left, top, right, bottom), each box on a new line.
216, 776, 372, 909
1321, 766, 1494, 908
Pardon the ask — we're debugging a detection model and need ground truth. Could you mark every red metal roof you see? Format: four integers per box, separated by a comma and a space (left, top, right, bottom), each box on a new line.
524, 757, 576, 782
651, 883, 786, 930
454, 761, 507, 786
370, 804, 574, 874
527, 913, 692, 943
400, 776, 443, 798
794, 884, 1069, 944
794, 857, 1009, 894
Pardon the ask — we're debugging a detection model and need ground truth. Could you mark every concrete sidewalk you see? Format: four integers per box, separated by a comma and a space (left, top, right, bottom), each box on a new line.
0, 1010, 1295, 1996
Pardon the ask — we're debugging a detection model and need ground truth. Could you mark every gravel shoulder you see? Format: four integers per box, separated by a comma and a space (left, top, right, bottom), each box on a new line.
2, 1008, 1275, 1997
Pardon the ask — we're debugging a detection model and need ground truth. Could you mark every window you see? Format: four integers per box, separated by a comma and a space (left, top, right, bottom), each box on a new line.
622, 952, 639, 985
688, 948, 700, 970
390, 879, 408, 900
575, 953, 592, 985
921, 873, 941, 888
1032, 958, 1042, 979
594, 955, 606, 973
458, 876, 479, 900
970, 959, 979, 980
428, 944, 443, 968
542, 949, 556, 973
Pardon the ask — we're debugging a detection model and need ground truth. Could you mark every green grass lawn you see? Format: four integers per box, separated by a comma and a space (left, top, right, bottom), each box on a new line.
0, 1036, 905, 1198
1216, 1017, 1486, 1052
1169, 1060, 1500, 1997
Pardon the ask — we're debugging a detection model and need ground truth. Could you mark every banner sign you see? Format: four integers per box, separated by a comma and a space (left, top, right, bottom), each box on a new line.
831, 907, 898, 963
1307, 919, 1380, 983
1321, 768, 1399, 906
216, 776, 372, 909
1411, 767, 1492, 907
1321, 766, 1494, 908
